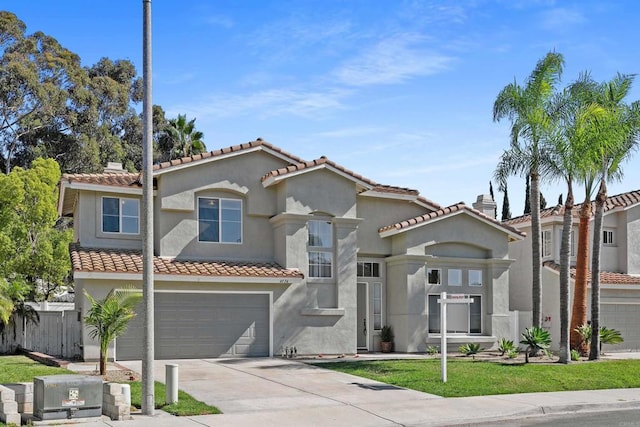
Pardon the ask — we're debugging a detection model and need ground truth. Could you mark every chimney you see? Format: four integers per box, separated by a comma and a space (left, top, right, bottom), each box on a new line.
472, 194, 497, 219
104, 162, 126, 173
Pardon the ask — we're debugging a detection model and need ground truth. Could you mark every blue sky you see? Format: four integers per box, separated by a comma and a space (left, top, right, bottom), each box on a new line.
7, 1, 640, 216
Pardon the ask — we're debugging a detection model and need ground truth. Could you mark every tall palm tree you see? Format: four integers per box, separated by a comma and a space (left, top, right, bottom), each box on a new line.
166, 114, 206, 159
494, 51, 564, 328
84, 287, 142, 375
578, 74, 640, 360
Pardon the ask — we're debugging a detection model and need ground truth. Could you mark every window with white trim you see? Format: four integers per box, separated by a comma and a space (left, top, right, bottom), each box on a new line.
448, 269, 462, 286
373, 282, 382, 331
102, 197, 139, 234
357, 262, 380, 277
308, 219, 333, 278
428, 294, 482, 334
427, 268, 441, 285
570, 229, 576, 257
542, 230, 552, 257
198, 197, 242, 243
469, 270, 483, 287
603, 229, 615, 246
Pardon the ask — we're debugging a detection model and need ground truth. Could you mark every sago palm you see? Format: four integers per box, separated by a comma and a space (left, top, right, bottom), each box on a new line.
167, 114, 206, 159
84, 286, 142, 375
494, 51, 564, 328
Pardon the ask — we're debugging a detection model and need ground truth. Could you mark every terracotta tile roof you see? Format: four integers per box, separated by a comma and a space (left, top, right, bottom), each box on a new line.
154, 138, 306, 171
378, 202, 525, 237
506, 189, 640, 226
70, 245, 304, 279
262, 156, 421, 196
61, 172, 143, 188
543, 261, 640, 285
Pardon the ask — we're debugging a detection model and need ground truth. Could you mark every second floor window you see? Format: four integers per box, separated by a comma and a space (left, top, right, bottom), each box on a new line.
542, 230, 552, 257
308, 220, 333, 278
198, 198, 242, 243
102, 197, 139, 234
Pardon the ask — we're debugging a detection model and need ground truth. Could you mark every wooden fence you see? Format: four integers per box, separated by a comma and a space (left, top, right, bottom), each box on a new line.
0, 310, 82, 359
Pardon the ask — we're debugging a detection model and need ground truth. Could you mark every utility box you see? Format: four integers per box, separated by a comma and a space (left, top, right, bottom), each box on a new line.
33, 375, 102, 420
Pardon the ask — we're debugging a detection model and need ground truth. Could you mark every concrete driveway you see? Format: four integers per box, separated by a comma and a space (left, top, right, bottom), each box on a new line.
117, 357, 444, 426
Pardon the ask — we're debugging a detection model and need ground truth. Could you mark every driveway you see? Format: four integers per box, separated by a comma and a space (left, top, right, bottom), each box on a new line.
117, 357, 445, 426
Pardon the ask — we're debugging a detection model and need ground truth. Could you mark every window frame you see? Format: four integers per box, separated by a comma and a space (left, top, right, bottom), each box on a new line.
428, 293, 482, 334
427, 268, 442, 285
448, 269, 462, 286
197, 197, 243, 244
603, 229, 615, 246
101, 196, 140, 235
372, 282, 382, 331
308, 219, 333, 279
357, 261, 380, 278
468, 269, 483, 287
542, 229, 552, 258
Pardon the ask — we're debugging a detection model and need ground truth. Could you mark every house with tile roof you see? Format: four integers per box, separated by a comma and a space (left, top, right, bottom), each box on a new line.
506, 189, 640, 351
59, 139, 524, 361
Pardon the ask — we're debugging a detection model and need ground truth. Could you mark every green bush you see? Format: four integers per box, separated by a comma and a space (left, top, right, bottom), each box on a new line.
426, 345, 439, 355
520, 326, 551, 363
498, 338, 515, 356
571, 349, 580, 361
459, 343, 482, 356
506, 348, 519, 359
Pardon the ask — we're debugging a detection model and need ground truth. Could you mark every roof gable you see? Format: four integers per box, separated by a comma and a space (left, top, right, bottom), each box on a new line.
379, 202, 525, 241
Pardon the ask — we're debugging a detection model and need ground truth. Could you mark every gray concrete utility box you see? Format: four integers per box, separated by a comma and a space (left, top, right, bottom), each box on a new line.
33, 375, 102, 420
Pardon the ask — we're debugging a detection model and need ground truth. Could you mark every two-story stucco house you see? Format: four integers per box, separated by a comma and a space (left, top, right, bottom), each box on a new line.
58, 139, 524, 361
507, 190, 640, 351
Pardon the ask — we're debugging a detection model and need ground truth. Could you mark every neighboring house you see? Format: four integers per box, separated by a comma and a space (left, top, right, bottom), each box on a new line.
58, 139, 524, 361
507, 190, 640, 351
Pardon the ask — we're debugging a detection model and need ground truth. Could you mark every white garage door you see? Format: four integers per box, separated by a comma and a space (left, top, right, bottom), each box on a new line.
116, 293, 270, 360
601, 303, 640, 351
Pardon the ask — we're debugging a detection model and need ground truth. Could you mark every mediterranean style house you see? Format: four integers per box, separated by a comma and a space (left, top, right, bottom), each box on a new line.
58, 139, 524, 361
507, 189, 640, 351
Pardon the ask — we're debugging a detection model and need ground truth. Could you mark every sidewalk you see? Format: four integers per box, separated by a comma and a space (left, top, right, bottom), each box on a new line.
43, 353, 640, 427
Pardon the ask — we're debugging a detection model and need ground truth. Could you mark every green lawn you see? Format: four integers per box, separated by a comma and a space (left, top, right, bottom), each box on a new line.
0, 355, 219, 416
318, 358, 640, 397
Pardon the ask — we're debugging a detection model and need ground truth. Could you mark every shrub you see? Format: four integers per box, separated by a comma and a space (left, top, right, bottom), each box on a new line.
380, 325, 394, 342
520, 326, 551, 363
426, 345, 439, 355
459, 343, 482, 356
574, 324, 624, 355
498, 338, 515, 356
506, 348, 519, 359
570, 349, 580, 361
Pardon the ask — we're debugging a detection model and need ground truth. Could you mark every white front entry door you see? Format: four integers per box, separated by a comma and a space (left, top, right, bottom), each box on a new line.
357, 282, 368, 349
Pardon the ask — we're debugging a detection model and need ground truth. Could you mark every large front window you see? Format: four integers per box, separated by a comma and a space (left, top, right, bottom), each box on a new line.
308, 220, 333, 278
428, 294, 482, 334
198, 197, 242, 243
102, 197, 139, 234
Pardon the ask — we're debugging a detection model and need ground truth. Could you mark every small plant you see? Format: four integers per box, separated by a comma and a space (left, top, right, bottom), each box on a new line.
380, 325, 394, 342
570, 349, 580, 361
575, 324, 624, 355
506, 348, 519, 359
520, 326, 551, 363
498, 338, 515, 356
459, 343, 482, 357
426, 345, 439, 356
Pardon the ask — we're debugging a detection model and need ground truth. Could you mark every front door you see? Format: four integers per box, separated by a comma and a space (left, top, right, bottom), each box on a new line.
357, 282, 368, 349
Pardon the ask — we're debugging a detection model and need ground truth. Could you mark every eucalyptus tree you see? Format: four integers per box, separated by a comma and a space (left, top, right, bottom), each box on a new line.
493, 51, 564, 327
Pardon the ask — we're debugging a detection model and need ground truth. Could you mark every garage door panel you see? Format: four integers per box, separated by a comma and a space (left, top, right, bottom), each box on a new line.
116, 293, 269, 360
601, 303, 640, 351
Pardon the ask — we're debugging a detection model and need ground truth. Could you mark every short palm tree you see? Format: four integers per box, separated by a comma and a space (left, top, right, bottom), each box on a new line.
494, 51, 564, 328
167, 114, 206, 159
520, 326, 551, 363
84, 287, 142, 375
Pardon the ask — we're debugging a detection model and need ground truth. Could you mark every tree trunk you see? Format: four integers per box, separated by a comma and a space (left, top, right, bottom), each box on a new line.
589, 181, 606, 360
530, 171, 542, 327
558, 184, 574, 364
570, 200, 591, 355
100, 350, 107, 376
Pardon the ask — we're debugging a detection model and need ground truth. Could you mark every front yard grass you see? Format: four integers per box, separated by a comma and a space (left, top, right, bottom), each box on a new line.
319, 358, 640, 397
0, 355, 220, 416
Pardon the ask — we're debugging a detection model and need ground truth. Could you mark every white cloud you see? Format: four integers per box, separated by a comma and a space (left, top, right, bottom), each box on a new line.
168, 88, 351, 120
382, 152, 501, 178
334, 33, 453, 86
204, 14, 234, 29
539, 7, 586, 31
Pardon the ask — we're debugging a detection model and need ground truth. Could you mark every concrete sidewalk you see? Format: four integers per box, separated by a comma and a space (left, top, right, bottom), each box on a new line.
57, 355, 640, 427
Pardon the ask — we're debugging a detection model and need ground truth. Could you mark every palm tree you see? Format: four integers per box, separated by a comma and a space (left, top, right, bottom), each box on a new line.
166, 114, 206, 159
84, 287, 142, 375
494, 51, 564, 328
578, 74, 640, 360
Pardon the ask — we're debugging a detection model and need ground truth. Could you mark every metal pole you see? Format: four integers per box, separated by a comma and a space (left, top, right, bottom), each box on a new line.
440, 291, 447, 383
141, 0, 155, 415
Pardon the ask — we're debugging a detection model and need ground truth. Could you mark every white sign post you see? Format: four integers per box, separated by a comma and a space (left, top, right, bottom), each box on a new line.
438, 292, 474, 383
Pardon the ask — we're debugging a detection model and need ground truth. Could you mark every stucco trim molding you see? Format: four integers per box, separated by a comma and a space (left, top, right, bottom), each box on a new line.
74, 271, 301, 284
269, 212, 314, 227
300, 307, 346, 316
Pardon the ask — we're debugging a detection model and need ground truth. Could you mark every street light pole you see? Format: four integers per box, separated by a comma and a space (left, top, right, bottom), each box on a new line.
141, 0, 155, 416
